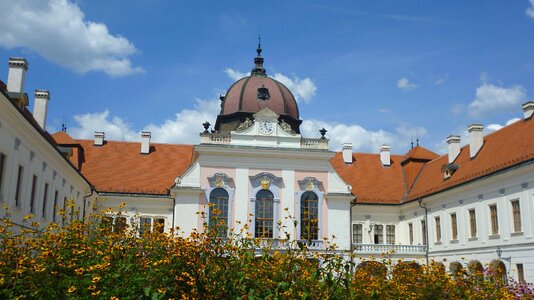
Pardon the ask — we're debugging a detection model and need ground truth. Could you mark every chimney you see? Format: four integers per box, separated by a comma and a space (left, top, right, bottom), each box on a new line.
523, 101, 534, 119
94, 132, 105, 146
141, 131, 151, 154
7, 57, 28, 93
446, 135, 461, 163
33, 90, 50, 129
342, 143, 353, 164
468, 124, 484, 158
379, 144, 391, 166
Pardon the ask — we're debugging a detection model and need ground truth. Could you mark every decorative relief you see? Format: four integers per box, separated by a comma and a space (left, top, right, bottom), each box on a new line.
207, 173, 233, 188
279, 120, 295, 134
236, 118, 254, 131
249, 172, 282, 190
297, 177, 324, 192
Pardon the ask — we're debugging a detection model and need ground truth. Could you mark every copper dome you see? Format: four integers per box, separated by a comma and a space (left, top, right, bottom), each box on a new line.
215, 44, 302, 133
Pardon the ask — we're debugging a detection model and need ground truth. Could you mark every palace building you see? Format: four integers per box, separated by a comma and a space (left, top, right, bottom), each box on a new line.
1, 47, 534, 282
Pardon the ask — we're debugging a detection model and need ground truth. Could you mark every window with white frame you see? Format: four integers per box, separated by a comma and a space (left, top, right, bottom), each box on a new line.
300, 191, 319, 240
489, 204, 499, 235
386, 225, 395, 244
511, 200, 521, 233
30, 175, 38, 213
469, 209, 477, 238
353, 224, 363, 244
373, 224, 383, 244
255, 189, 274, 238
451, 213, 458, 240
408, 223, 413, 245
14, 165, 24, 207
139, 217, 166, 234
209, 188, 229, 236
0, 152, 6, 199
435, 216, 441, 242
421, 220, 427, 245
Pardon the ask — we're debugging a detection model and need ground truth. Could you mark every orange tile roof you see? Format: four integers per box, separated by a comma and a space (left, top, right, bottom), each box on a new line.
331, 153, 407, 204
401, 146, 439, 164
52, 132, 194, 195
407, 118, 534, 201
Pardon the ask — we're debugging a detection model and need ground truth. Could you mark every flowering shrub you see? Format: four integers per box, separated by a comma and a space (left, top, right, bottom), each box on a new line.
0, 204, 529, 299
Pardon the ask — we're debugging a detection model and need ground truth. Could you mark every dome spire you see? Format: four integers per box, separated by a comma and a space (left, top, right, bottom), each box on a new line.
251, 36, 266, 75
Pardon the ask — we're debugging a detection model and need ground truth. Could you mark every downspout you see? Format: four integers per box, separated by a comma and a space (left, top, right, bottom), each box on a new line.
172, 196, 176, 230
418, 198, 429, 265
82, 186, 95, 220
350, 197, 357, 272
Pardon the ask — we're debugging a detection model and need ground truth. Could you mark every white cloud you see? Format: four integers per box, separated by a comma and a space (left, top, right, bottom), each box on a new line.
224, 68, 249, 81
451, 103, 464, 115
272, 73, 317, 103
486, 117, 521, 132
69, 99, 220, 144
0, 0, 142, 77
224, 68, 317, 103
70, 110, 138, 141
301, 119, 426, 153
143, 98, 220, 144
527, 0, 534, 18
397, 77, 417, 91
468, 83, 527, 118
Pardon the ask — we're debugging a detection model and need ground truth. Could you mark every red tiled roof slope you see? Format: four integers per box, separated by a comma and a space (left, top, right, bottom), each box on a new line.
401, 146, 438, 164
331, 153, 406, 204
407, 118, 534, 201
52, 132, 194, 195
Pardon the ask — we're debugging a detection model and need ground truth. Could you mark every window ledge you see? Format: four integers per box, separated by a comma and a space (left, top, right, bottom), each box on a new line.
468, 237, 478, 241
511, 232, 524, 237
450, 239, 459, 244
434, 241, 442, 245
489, 234, 500, 239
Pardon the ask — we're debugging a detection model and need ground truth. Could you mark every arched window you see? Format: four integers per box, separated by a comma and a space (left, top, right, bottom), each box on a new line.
300, 191, 319, 240
255, 189, 274, 238
209, 188, 229, 236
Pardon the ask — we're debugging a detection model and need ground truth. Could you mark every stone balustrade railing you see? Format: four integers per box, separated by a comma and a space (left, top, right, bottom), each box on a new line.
352, 243, 427, 255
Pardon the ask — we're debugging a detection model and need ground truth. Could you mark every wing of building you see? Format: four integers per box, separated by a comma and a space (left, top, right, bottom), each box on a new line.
1, 49, 533, 283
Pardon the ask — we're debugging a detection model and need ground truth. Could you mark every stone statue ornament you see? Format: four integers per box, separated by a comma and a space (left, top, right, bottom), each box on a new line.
236, 118, 254, 131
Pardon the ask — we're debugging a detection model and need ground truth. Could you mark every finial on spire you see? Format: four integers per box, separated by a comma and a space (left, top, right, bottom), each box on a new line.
251, 36, 266, 75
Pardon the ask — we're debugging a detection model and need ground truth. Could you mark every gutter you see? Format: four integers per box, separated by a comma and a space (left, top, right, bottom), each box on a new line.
418, 198, 429, 265
82, 186, 95, 220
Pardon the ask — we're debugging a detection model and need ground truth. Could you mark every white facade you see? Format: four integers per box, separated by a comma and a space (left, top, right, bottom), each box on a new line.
0, 85, 91, 226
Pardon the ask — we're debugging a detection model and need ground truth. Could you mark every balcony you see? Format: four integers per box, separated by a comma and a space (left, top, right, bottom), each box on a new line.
352, 243, 427, 256
252, 239, 324, 251
300, 138, 328, 150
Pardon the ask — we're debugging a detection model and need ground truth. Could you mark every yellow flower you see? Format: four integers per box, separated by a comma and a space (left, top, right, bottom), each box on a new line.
157, 288, 166, 294
23, 214, 34, 221
92, 276, 101, 283
110, 297, 119, 300
67, 286, 76, 293
91, 290, 101, 296
75, 267, 84, 275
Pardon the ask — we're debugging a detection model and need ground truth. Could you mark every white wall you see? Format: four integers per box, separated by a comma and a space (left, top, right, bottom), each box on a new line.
0, 92, 90, 227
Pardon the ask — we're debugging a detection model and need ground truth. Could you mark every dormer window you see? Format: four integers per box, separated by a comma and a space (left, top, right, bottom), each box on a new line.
257, 86, 270, 100
441, 163, 459, 179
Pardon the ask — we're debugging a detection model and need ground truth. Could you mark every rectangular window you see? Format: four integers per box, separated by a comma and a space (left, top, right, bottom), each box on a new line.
15, 165, 24, 207
42, 183, 49, 218
154, 218, 165, 233
490, 204, 499, 235
451, 213, 458, 240
386, 225, 395, 244
139, 217, 152, 235
115, 217, 127, 233
352, 224, 363, 244
62, 196, 67, 225
421, 220, 426, 245
30, 175, 38, 213
53, 190, 58, 222
408, 223, 413, 245
0, 153, 6, 197
517, 264, 525, 283
469, 209, 477, 238
435, 217, 441, 242
511, 200, 521, 233
373, 224, 383, 244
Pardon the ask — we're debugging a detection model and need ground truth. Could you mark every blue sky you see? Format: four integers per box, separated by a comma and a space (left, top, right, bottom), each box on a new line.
1, 0, 534, 154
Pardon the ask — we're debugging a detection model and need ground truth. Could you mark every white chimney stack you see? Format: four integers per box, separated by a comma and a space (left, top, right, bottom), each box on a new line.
141, 131, 151, 154
342, 143, 353, 164
468, 124, 484, 158
33, 90, 50, 129
523, 101, 534, 119
379, 144, 391, 166
446, 135, 461, 163
94, 132, 105, 146
7, 57, 28, 93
